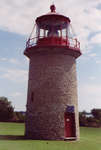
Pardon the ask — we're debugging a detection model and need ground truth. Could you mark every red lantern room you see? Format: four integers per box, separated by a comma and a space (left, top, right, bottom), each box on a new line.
24, 5, 81, 58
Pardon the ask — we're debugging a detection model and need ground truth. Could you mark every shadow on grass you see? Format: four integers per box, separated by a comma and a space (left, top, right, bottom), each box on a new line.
0, 135, 26, 140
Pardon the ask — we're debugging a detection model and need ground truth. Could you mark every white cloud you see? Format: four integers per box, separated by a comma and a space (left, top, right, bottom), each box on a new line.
0, 0, 101, 52
0, 68, 28, 82
1, 0, 101, 112
24, 57, 29, 64
90, 33, 101, 45
10, 92, 23, 97
0, 57, 28, 66
89, 76, 96, 80
96, 60, 101, 64
9, 58, 20, 64
9, 92, 27, 111
80, 84, 101, 97
78, 83, 101, 111
0, 57, 8, 61
88, 53, 97, 57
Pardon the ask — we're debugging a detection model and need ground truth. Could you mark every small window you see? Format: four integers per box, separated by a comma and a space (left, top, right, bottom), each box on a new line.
31, 92, 34, 102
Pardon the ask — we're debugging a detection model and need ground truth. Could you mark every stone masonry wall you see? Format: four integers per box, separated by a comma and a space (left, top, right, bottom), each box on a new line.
25, 47, 79, 140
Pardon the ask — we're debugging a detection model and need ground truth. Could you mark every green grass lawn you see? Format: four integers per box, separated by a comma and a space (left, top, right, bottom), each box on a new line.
0, 122, 101, 150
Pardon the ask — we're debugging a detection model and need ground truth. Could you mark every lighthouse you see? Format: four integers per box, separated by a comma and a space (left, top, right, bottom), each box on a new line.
24, 5, 81, 140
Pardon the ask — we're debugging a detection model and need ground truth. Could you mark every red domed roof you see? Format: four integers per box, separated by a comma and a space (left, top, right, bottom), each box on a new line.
36, 5, 70, 30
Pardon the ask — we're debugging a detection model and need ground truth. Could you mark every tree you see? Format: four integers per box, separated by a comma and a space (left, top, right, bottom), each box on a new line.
91, 109, 101, 127
14, 111, 25, 122
79, 111, 88, 126
0, 97, 14, 121
91, 109, 101, 121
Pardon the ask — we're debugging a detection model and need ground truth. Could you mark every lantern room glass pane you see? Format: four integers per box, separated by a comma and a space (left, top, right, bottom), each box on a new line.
62, 28, 66, 38
58, 30, 61, 37
46, 27, 61, 37
40, 29, 44, 37
45, 30, 48, 37
36, 26, 40, 38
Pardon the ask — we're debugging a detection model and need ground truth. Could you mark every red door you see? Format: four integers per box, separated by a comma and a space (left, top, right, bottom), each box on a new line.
64, 112, 76, 139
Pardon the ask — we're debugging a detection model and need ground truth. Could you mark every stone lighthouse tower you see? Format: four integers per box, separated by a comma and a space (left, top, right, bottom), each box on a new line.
24, 5, 81, 140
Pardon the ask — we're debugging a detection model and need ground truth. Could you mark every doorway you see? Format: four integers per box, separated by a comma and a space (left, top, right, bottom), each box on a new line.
64, 105, 76, 139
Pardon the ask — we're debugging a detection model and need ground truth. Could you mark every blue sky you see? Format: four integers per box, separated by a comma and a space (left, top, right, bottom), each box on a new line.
0, 0, 101, 112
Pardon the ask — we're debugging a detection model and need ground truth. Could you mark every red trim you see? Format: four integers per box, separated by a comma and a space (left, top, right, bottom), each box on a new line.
24, 45, 81, 59
36, 14, 70, 25
26, 36, 81, 51
37, 37, 69, 46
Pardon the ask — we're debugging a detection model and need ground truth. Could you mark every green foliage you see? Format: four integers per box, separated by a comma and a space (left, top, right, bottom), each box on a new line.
79, 111, 88, 126
14, 112, 25, 122
91, 109, 101, 120
0, 97, 14, 121
79, 109, 101, 127
0, 97, 25, 122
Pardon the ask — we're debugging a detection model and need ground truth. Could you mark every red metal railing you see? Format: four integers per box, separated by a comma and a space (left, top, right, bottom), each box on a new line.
26, 36, 80, 49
